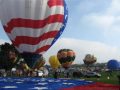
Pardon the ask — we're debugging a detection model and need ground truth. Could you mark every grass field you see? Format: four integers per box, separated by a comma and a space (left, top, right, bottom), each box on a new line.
81, 71, 120, 85
49, 70, 120, 85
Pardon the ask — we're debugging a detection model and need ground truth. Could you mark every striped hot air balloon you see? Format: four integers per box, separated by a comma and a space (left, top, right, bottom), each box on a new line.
57, 49, 75, 69
0, 0, 68, 68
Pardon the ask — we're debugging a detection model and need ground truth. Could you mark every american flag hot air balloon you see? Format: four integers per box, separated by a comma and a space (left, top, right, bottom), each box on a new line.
0, 0, 68, 68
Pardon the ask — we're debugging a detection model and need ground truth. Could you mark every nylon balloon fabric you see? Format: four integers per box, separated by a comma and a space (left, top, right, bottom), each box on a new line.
57, 49, 75, 69
0, 0, 68, 54
0, 0, 68, 68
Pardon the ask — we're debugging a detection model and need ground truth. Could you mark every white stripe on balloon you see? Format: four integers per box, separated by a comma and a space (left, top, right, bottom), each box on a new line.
0, 0, 64, 25
15, 38, 54, 53
7, 23, 63, 40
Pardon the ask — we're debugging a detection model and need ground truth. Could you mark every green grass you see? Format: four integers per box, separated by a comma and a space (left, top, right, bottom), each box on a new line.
49, 71, 120, 85
80, 71, 120, 85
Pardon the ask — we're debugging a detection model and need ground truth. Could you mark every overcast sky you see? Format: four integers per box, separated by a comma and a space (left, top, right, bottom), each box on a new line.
0, 0, 120, 64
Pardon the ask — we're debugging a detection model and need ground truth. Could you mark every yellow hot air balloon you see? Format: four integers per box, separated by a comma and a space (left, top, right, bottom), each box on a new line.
49, 55, 61, 69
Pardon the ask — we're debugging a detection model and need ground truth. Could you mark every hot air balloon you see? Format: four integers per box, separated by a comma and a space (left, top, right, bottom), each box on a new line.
33, 55, 46, 69
57, 49, 75, 69
49, 55, 61, 69
83, 54, 97, 65
107, 59, 120, 70
0, 0, 68, 68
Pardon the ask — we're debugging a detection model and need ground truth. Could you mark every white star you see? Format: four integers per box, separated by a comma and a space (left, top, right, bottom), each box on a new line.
2, 86, 17, 89
30, 87, 48, 90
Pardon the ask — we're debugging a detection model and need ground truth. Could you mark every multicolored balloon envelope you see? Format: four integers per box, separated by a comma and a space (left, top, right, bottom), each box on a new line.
83, 54, 97, 65
0, 0, 68, 68
57, 49, 75, 69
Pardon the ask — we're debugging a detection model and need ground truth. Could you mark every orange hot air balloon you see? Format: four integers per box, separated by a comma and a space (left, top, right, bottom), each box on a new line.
57, 49, 75, 69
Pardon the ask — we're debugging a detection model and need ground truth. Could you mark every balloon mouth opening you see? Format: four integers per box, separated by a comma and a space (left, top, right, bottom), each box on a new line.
21, 53, 42, 68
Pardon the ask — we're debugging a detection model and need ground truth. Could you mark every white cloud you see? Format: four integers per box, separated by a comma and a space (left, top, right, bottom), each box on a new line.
78, 0, 120, 44
81, 14, 114, 30
44, 38, 120, 65
107, 0, 120, 15
79, 0, 120, 30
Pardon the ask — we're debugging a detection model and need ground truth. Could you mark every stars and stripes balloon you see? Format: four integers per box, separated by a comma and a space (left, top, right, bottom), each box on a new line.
0, 0, 68, 68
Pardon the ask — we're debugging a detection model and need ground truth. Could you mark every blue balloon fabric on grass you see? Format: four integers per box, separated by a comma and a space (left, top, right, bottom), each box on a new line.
0, 77, 94, 90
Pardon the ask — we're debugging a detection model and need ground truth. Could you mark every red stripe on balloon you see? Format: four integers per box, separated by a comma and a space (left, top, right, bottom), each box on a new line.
12, 31, 58, 47
21, 45, 51, 54
35, 45, 51, 53
4, 14, 64, 33
48, 0, 64, 7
